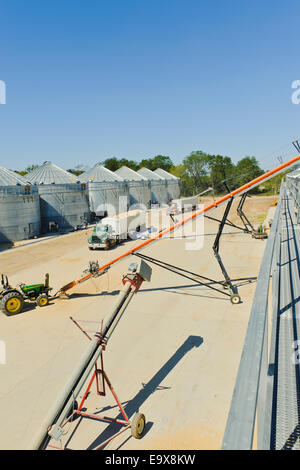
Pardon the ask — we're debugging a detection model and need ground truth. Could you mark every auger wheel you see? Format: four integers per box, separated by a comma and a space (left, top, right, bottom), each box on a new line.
131, 412, 146, 439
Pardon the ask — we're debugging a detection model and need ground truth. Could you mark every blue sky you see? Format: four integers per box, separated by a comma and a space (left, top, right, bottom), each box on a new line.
0, 0, 300, 171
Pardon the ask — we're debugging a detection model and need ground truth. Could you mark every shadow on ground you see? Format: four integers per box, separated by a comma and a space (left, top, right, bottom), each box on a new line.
64, 335, 203, 450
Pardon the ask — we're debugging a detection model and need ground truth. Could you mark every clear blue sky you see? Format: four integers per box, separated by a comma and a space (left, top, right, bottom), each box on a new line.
1, 0, 300, 171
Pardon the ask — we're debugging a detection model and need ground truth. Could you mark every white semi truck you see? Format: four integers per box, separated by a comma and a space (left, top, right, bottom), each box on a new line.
167, 195, 199, 215
88, 210, 146, 250
167, 188, 213, 215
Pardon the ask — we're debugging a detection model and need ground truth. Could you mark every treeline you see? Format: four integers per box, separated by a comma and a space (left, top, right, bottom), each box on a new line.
172, 152, 284, 196
16, 151, 283, 196
170, 151, 265, 196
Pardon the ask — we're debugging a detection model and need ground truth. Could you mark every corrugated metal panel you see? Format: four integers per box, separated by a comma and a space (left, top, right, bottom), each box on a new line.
0, 166, 28, 186
115, 166, 151, 208
79, 164, 124, 183
87, 181, 129, 217
115, 166, 147, 181
78, 165, 128, 216
137, 167, 165, 181
37, 183, 90, 233
154, 168, 181, 200
137, 168, 169, 205
154, 168, 179, 180
0, 186, 41, 242
26, 161, 77, 185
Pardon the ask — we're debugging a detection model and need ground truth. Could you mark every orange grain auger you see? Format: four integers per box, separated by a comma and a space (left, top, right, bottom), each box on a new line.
57, 155, 300, 298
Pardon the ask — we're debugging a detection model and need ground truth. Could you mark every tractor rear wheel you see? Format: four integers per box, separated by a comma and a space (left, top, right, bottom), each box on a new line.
1, 292, 24, 315
36, 293, 49, 307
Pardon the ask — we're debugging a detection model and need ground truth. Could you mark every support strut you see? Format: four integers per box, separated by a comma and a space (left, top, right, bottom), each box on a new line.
237, 194, 255, 233
133, 253, 237, 303
212, 198, 241, 304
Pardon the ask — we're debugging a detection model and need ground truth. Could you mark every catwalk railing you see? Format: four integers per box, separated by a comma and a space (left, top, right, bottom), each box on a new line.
222, 182, 300, 450
222, 187, 282, 450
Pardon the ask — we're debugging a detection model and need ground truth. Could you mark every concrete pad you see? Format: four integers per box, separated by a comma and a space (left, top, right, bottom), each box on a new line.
0, 197, 272, 449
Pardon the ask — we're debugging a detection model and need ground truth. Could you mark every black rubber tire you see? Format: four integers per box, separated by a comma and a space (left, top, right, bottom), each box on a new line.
230, 294, 241, 305
131, 412, 146, 439
36, 293, 49, 307
1, 291, 24, 315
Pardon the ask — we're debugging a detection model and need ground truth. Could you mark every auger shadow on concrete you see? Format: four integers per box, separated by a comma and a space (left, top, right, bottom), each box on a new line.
64, 335, 203, 450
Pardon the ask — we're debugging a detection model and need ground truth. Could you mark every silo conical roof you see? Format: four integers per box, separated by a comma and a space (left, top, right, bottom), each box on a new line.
154, 168, 179, 180
0, 166, 28, 186
79, 164, 124, 183
137, 167, 165, 181
25, 161, 77, 184
115, 166, 147, 181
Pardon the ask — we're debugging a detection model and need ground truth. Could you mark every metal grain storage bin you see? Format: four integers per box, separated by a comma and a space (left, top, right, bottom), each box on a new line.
115, 166, 151, 209
37, 183, 90, 233
79, 164, 129, 217
137, 167, 168, 206
25, 161, 78, 185
154, 168, 181, 201
0, 167, 40, 243
25, 161, 90, 233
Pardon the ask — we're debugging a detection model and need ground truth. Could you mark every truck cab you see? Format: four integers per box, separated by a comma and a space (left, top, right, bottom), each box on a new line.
167, 202, 179, 215
88, 224, 117, 250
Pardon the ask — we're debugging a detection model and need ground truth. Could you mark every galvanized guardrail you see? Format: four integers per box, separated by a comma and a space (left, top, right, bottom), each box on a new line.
286, 175, 300, 223
222, 190, 282, 450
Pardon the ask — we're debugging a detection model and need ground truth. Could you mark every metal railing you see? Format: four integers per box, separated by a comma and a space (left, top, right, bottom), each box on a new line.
286, 176, 300, 223
222, 190, 282, 450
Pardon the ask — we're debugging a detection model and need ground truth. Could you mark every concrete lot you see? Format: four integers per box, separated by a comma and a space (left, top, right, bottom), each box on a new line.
0, 197, 273, 449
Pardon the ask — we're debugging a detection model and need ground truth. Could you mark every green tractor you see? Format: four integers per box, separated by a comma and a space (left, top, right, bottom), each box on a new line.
0, 273, 52, 316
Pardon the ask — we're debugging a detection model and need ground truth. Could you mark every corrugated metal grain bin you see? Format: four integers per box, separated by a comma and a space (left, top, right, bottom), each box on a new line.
0, 167, 41, 243
36, 183, 90, 233
26, 162, 90, 233
25, 161, 77, 185
154, 168, 181, 201
137, 167, 169, 206
115, 166, 151, 209
79, 164, 129, 217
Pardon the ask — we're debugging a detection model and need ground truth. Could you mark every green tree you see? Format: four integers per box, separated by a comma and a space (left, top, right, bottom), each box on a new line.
209, 155, 236, 193
101, 157, 120, 172
182, 151, 211, 194
25, 164, 39, 173
235, 156, 263, 190
170, 164, 193, 196
102, 157, 139, 171
118, 158, 139, 171
15, 164, 39, 176
139, 155, 173, 172
153, 155, 173, 171
67, 164, 88, 176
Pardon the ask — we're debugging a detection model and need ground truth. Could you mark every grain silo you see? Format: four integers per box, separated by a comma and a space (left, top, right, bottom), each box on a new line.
25, 161, 90, 233
137, 167, 169, 206
0, 166, 40, 243
79, 164, 129, 217
154, 168, 181, 201
115, 166, 151, 209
